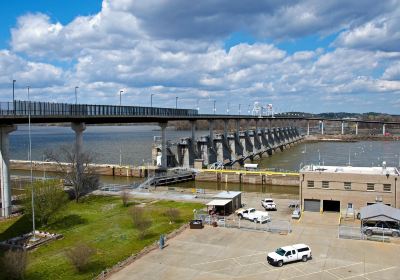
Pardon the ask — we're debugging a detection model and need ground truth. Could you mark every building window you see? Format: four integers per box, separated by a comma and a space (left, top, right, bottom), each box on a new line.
307, 180, 314, 188
347, 203, 353, 209
383, 184, 391, 192
367, 183, 375, 191
322, 181, 329, 188
344, 182, 351, 190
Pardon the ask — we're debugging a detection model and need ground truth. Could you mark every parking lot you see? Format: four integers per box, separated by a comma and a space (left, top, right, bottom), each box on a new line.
108, 195, 400, 280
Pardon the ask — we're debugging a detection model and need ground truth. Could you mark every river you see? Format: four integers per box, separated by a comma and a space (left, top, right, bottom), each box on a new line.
9, 125, 400, 195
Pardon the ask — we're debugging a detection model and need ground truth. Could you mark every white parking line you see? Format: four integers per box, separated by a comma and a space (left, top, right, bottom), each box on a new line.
191, 251, 265, 267
342, 266, 397, 279
282, 262, 363, 280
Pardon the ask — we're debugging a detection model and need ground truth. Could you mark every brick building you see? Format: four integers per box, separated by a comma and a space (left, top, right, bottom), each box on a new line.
300, 165, 400, 213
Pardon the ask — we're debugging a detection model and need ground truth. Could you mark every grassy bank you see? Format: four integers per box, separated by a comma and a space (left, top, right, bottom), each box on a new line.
0, 195, 203, 280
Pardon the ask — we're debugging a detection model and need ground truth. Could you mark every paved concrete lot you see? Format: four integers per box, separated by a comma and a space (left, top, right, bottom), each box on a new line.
108, 213, 400, 280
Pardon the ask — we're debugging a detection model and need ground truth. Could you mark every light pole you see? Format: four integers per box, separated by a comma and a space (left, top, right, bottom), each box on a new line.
213, 100, 216, 115
12, 80, 16, 114
74, 86, 79, 104
175, 96, 178, 109
27, 86, 37, 241
226, 102, 230, 114
247, 104, 251, 115
151, 93, 155, 107
119, 90, 123, 106
239, 104, 241, 115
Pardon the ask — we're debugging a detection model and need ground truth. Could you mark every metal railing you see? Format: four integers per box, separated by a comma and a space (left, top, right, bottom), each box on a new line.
0, 100, 198, 117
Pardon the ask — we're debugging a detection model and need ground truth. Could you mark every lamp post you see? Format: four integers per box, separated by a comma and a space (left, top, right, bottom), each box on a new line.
213, 100, 216, 115
27, 86, 37, 241
151, 93, 154, 107
226, 102, 230, 114
239, 104, 241, 116
74, 86, 79, 104
247, 104, 251, 115
119, 90, 123, 106
12, 80, 16, 114
175, 96, 178, 109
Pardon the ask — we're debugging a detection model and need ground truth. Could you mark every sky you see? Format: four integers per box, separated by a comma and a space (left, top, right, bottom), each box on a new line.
0, 0, 400, 114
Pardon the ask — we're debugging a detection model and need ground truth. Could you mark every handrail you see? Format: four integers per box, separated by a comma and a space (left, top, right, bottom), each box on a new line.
0, 100, 198, 117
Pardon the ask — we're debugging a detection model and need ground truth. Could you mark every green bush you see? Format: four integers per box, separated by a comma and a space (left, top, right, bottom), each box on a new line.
23, 180, 68, 226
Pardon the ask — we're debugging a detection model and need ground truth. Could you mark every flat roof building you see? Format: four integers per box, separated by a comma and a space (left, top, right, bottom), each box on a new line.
300, 165, 400, 213
206, 191, 242, 215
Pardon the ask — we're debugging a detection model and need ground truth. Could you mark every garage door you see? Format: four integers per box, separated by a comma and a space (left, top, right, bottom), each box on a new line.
304, 199, 320, 212
323, 200, 340, 212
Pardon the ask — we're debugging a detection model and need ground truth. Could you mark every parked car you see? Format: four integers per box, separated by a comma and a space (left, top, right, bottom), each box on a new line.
291, 208, 301, 219
236, 208, 270, 223
261, 198, 277, 210
363, 221, 400, 237
267, 244, 312, 267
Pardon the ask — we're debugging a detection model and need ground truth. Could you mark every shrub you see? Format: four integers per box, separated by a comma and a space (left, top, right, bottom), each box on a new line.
1, 249, 28, 279
23, 179, 68, 226
129, 206, 152, 239
65, 243, 95, 272
121, 190, 130, 207
164, 208, 181, 223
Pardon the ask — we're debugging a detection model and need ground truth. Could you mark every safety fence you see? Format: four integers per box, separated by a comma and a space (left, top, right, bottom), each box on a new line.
0, 100, 198, 117
195, 213, 292, 234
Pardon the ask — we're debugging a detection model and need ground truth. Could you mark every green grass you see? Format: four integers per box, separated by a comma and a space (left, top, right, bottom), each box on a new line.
0, 195, 203, 280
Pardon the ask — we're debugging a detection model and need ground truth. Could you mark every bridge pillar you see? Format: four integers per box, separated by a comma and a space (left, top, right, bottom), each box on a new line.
383, 124, 386, 135
159, 122, 168, 169
190, 120, 197, 157
71, 122, 86, 186
223, 120, 228, 139
355, 122, 358, 135
0, 125, 17, 217
341, 121, 344, 135
208, 120, 214, 145
321, 120, 324, 135
307, 121, 310, 136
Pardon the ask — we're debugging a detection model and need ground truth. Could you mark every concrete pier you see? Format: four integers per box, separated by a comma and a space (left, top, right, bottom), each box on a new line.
0, 125, 17, 217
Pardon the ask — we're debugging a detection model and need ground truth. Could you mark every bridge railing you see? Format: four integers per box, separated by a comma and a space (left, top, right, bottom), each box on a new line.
0, 101, 198, 117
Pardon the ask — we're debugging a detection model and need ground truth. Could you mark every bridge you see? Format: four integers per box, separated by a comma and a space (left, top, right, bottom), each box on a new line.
0, 100, 397, 217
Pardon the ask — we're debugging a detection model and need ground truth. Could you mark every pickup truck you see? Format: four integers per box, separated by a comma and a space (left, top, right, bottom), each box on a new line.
236, 208, 270, 223
267, 244, 312, 267
261, 198, 277, 210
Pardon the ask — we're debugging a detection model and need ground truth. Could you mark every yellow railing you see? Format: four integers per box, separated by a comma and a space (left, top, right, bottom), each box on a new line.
199, 169, 299, 176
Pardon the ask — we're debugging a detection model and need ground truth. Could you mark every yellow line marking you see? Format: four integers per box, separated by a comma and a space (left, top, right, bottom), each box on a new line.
200, 169, 299, 176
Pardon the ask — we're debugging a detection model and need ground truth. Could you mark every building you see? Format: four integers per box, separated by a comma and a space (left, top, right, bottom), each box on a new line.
206, 191, 242, 215
300, 165, 400, 213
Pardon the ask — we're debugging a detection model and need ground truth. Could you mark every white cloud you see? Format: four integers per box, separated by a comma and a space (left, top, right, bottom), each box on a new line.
1, 0, 400, 113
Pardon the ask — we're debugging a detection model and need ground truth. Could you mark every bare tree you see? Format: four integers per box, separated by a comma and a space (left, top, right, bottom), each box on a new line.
65, 243, 95, 272
164, 208, 181, 223
129, 206, 152, 239
121, 190, 130, 207
45, 145, 99, 202
1, 249, 28, 279
23, 179, 68, 226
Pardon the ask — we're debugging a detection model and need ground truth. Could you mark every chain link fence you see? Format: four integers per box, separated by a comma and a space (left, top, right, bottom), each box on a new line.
195, 213, 291, 234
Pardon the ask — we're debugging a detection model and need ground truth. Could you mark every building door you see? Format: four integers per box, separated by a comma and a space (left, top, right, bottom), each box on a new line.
304, 199, 320, 212
323, 200, 340, 212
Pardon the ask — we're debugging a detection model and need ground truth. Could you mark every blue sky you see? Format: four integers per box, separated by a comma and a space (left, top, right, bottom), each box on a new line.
0, 0, 400, 113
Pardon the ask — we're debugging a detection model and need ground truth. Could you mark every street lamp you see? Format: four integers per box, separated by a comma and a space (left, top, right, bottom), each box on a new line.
213, 100, 216, 115
226, 102, 230, 114
239, 104, 241, 116
247, 104, 251, 115
119, 90, 123, 106
151, 93, 155, 107
12, 80, 16, 114
175, 96, 178, 109
74, 86, 79, 104
27, 86, 37, 241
